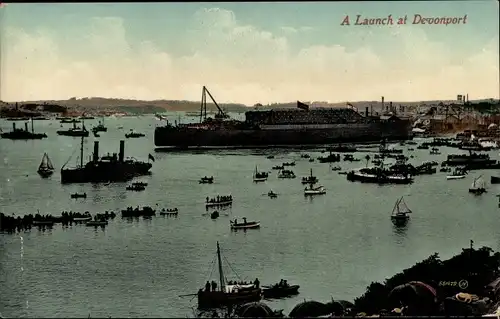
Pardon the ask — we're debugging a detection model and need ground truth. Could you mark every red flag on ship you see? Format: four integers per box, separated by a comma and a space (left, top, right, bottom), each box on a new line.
297, 101, 309, 111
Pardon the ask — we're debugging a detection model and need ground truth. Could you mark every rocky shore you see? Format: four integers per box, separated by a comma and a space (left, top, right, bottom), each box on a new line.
194, 245, 500, 317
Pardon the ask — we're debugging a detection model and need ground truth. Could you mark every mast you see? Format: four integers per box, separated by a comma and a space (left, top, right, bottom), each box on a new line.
216, 241, 225, 291
200, 87, 205, 123
203, 87, 207, 121
80, 136, 84, 168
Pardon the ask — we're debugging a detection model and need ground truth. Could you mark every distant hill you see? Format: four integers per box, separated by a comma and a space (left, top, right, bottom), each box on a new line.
1, 97, 498, 115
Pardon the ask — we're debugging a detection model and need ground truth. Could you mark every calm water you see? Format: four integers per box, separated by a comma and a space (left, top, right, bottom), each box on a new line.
1, 115, 500, 318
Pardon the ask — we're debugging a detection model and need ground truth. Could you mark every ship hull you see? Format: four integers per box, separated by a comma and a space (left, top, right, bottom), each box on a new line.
154, 123, 411, 148
197, 288, 262, 309
61, 163, 152, 184
57, 131, 90, 137
1, 133, 47, 140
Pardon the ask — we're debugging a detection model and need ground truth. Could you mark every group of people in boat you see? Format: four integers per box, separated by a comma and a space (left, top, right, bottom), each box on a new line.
123, 206, 153, 212
227, 278, 260, 288
274, 279, 290, 288
199, 278, 260, 294
202, 281, 219, 292
206, 195, 232, 204
0, 211, 117, 233
232, 217, 250, 225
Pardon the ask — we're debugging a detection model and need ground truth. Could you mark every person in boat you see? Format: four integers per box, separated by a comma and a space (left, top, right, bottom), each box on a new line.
243, 217, 247, 225
205, 281, 211, 292
254, 278, 260, 288
211, 281, 217, 291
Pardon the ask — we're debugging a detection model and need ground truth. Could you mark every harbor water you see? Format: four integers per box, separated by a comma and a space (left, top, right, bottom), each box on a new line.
1, 116, 500, 318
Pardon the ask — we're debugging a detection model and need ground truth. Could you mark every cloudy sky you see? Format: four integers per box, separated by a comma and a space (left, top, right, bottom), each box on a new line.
1, 1, 498, 104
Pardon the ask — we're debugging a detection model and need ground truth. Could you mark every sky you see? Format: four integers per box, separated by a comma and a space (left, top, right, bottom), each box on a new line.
0, 1, 498, 105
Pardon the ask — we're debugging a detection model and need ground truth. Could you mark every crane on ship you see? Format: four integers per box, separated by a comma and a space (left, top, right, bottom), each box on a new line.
199, 86, 230, 123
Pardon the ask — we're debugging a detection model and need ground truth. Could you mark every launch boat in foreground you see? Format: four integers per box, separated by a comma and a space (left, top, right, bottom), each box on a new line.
193, 241, 262, 309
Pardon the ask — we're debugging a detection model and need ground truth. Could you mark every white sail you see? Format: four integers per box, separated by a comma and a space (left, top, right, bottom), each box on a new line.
38, 153, 54, 171
471, 176, 485, 189
392, 197, 412, 215
46, 154, 54, 170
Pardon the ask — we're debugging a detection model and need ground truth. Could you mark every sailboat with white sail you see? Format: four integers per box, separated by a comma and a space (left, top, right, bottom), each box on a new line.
469, 175, 487, 195
253, 165, 268, 182
390, 196, 412, 226
37, 153, 54, 178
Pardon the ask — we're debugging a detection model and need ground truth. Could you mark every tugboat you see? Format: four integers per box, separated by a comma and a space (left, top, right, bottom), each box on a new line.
262, 280, 300, 299
194, 242, 262, 309
390, 196, 411, 226
92, 119, 107, 133
199, 176, 214, 184
57, 121, 89, 137
253, 166, 268, 182
447, 167, 467, 180
60, 138, 153, 184
70, 193, 87, 199
469, 175, 487, 195
317, 152, 341, 163
268, 190, 278, 198
278, 170, 296, 179
230, 217, 260, 230
126, 182, 146, 191
1, 119, 48, 140
301, 169, 318, 184
37, 153, 54, 178
304, 183, 326, 195
125, 130, 145, 138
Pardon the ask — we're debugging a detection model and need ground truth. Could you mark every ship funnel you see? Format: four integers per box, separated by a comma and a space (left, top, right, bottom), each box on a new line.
12, 123, 16, 131
119, 140, 125, 162
365, 107, 369, 117
390, 101, 393, 113
25, 122, 28, 131
93, 141, 99, 162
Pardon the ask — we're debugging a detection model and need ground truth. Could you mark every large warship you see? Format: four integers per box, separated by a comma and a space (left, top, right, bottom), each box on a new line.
1, 119, 47, 140
154, 87, 412, 149
60, 138, 153, 184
